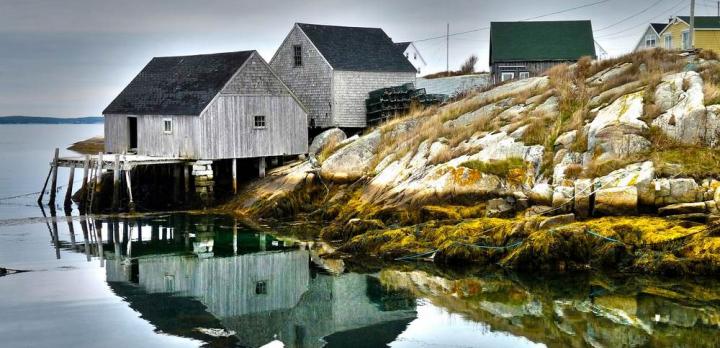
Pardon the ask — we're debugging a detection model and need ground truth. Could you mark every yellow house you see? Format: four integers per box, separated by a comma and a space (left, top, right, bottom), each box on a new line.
659, 16, 720, 53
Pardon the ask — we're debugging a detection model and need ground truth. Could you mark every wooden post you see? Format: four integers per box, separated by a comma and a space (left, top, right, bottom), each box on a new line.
232, 158, 238, 194
183, 165, 190, 203
80, 217, 92, 261
38, 165, 53, 204
233, 219, 238, 255
125, 168, 135, 212
90, 153, 103, 213
173, 165, 181, 203
95, 219, 104, 267
64, 163, 76, 210
112, 154, 121, 212
258, 157, 266, 178
48, 148, 60, 206
66, 215, 77, 249
80, 155, 90, 208
49, 205, 60, 259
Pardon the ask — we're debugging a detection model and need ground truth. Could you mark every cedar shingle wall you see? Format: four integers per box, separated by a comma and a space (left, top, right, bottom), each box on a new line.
332, 71, 415, 128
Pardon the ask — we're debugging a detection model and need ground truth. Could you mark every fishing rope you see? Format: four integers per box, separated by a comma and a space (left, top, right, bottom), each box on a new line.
0, 178, 86, 201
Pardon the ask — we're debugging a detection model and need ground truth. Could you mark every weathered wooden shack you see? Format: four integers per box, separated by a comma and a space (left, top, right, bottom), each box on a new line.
270, 23, 417, 130
103, 50, 308, 160
489, 21, 596, 83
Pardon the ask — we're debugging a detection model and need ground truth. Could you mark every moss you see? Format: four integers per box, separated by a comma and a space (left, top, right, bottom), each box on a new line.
460, 157, 525, 178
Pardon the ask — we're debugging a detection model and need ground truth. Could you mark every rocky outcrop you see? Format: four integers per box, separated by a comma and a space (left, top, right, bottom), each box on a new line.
594, 186, 638, 216
586, 62, 633, 86
587, 92, 650, 160
652, 72, 711, 145
320, 130, 381, 182
309, 128, 346, 156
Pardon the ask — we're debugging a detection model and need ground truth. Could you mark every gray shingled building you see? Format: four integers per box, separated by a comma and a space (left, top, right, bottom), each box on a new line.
103, 50, 308, 160
270, 23, 417, 129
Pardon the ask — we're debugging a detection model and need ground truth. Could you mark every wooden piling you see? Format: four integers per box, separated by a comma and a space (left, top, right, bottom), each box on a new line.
258, 157, 266, 178
125, 168, 135, 212
80, 155, 90, 208
48, 148, 59, 206
80, 217, 92, 261
112, 154, 121, 212
184, 165, 190, 203
38, 165, 53, 204
173, 165, 181, 203
232, 158, 238, 194
64, 163, 76, 210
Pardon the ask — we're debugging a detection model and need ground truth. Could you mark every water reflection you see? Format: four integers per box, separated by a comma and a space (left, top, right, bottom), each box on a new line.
42, 212, 720, 348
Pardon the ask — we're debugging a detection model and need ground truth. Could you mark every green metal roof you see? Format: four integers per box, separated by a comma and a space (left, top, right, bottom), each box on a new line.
490, 20, 596, 64
677, 16, 720, 29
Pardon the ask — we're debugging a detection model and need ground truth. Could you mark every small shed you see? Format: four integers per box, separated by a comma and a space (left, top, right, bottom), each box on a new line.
270, 23, 417, 129
489, 21, 596, 83
103, 50, 308, 160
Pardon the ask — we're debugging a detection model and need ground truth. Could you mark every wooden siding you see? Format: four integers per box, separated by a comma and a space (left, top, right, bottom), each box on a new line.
104, 52, 308, 159
491, 61, 568, 83
634, 26, 660, 52
696, 30, 720, 53
270, 25, 333, 128
199, 95, 307, 159
663, 21, 689, 50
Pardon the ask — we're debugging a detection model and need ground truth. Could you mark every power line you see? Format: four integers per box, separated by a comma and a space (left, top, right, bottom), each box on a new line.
595, 0, 687, 39
594, 0, 666, 31
412, 0, 612, 43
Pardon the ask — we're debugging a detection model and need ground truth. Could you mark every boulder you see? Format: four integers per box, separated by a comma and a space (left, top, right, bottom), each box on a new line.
658, 202, 707, 216
532, 96, 559, 116
447, 132, 544, 176
428, 139, 451, 164
586, 62, 633, 86
573, 179, 593, 218
444, 99, 509, 128
594, 186, 638, 216
539, 213, 576, 230
486, 198, 514, 218
552, 151, 583, 184
554, 130, 577, 150
465, 76, 549, 105
653, 178, 700, 206
527, 183, 554, 206
498, 103, 531, 121
595, 161, 655, 206
525, 205, 553, 217
652, 71, 715, 145
587, 92, 650, 159
552, 186, 574, 213
309, 128, 347, 156
320, 130, 381, 182
589, 81, 644, 108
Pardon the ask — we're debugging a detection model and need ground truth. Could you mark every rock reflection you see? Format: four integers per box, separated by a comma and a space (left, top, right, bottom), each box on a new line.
379, 269, 720, 347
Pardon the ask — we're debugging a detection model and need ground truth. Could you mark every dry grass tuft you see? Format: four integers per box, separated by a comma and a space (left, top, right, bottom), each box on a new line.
563, 163, 583, 179
460, 158, 525, 178
704, 82, 720, 106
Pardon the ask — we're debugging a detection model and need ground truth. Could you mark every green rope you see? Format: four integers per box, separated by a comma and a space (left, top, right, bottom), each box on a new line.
454, 240, 524, 250
586, 229, 624, 244
394, 249, 438, 261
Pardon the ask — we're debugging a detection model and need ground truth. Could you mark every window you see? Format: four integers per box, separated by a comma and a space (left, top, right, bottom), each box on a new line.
255, 280, 267, 295
254, 115, 266, 128
500, 72, 515, 82
682, 30, 690, 50
163, 118, 172, 134
645, 34, 656, 48
293, 45, 302, 67
664, 35, 672, 49
519, 71, 530, 79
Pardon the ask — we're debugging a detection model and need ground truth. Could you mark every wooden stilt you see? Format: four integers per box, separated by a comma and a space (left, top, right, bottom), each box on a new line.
49, 205, 60, 259
233, 218, 238, 255
258, 157, 266, 178
136, 220, 142, 242
80, 155, 90, 209
90, 153, 103, 213
48, 148, 60, 206
232, 158, 238, 194
64, 163, 76, 211
95, 219, 105, 267
38, 165, 53, 204
173, 165, 181, 203
80, 217, 92, 261
112, 154, 121, 212
183, 165, 190, 203
125, 167, 135, 212
66, 215, 77, 249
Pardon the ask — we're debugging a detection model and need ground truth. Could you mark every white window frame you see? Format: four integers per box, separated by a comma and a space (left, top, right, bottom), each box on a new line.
681, 30, 690, 50
253, 115, 266, 129
664, 34, 672, 49
645, 34, 656, 48
519, 71, 530, 79
500, 72, 515, 82
162, 118, 172, 134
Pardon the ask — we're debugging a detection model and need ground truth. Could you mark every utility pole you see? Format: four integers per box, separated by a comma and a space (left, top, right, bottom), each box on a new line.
690, 0, 695, 50
717, 1, 719, 17
446, 23, 450, 76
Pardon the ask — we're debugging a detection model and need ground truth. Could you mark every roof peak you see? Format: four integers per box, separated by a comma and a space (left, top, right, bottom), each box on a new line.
296, 22, 383, 30
152, 50, 256, 60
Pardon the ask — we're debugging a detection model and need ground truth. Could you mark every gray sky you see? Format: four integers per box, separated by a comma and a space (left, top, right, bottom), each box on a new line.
0, 0, 715, 117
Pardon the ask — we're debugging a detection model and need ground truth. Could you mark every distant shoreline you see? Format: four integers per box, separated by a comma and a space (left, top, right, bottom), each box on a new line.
0, 116, 103, 124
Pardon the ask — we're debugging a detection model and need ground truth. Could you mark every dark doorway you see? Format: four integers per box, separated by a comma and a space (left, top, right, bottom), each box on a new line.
128, 117, 138, 151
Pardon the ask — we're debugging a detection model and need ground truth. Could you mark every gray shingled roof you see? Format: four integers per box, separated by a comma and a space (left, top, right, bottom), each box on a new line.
297, 23, 417, 73
103, 51, 253, 116
394, 42, 411, 52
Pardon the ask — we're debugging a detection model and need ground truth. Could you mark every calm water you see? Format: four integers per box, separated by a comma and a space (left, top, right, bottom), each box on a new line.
1, 125, 720, 347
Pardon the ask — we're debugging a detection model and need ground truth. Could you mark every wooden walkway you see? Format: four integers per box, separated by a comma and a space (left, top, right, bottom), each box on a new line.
57, 154, 189, 170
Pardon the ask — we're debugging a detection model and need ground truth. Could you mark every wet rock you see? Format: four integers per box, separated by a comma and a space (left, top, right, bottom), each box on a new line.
486, 198, 514, 218
658, 202, 707, 216
573, 179, 593, 218
539, 213, 576, 230
528, 183, 554, 206
594, 186, 638, 216
587, 92, 649, 159
309, 128, 346, 156
320, 130, 381, 182
552, 186, 574, 213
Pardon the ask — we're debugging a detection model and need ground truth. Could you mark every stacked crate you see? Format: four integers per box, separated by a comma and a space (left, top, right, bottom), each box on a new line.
366, 83, 445, 124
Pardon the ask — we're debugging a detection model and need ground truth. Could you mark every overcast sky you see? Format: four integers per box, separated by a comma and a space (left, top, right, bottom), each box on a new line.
0, 0, 716, 117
